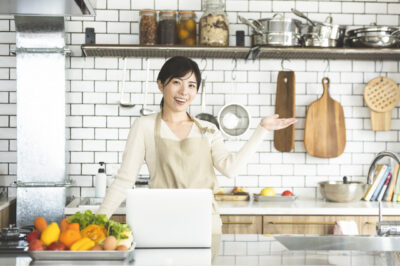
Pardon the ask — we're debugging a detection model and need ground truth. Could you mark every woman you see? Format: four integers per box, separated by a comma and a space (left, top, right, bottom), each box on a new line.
97, 56, 296, 245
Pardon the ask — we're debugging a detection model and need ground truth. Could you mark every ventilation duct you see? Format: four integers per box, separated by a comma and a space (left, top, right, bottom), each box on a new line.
0, 0, 95, 16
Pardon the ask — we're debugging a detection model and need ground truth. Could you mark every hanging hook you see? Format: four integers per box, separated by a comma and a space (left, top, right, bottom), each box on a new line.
201, 57, 207, 79
281, 58, 291, 71
377, 60, 384, 81
119, 57, 135, 108
323, 59, 330, 77
231, 57, 237, 81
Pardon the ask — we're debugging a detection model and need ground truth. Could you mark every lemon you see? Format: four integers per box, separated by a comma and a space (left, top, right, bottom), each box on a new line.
178, 29, 189, 40
185, 20, 196, 31
260, 187, 275, 196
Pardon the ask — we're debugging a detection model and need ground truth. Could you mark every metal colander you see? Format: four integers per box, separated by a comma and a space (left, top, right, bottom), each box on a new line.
218, 103, 251, 137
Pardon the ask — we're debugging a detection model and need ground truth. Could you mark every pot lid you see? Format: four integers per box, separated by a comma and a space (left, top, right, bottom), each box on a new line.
347, 26, 400, 36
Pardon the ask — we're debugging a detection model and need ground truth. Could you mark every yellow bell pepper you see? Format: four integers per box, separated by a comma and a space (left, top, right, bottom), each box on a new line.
40, 222, 60, 246
70, 237, 95, 251
80, 224, 107, 244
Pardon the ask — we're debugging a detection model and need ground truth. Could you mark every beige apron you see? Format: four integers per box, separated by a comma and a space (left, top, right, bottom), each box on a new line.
150, 112, 222, 236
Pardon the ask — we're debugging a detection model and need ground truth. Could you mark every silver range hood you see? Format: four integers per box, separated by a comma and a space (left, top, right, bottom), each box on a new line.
14, 15, 72, 226
0, 0, 95, 16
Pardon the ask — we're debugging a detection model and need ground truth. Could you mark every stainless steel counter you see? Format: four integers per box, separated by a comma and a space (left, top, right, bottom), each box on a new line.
2, 235, 399, 265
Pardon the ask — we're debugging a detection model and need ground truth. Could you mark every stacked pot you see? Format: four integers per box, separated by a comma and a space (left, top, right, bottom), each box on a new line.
346, 26, 400, 48
239, 14, 302, 47
292, 9, 346, 47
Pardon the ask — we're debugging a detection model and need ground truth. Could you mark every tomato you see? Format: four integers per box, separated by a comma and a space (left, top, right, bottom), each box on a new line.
281, 190, 294, 196
29, 239, 45, 251
26, 231, 40, 243
47, 242, 67, 251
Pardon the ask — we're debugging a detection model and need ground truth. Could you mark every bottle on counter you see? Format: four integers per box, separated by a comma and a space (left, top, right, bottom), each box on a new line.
139, 9, 158, 45
177, 11, 197, 46
199, 0, 229, 46
158, 10, 177, 45
95, 162, 107, 198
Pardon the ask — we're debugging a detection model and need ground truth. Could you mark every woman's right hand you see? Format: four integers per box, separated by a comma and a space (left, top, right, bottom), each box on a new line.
260, 114, 297, 131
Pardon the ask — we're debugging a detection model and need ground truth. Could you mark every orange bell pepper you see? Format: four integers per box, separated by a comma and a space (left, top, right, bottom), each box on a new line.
59, 229, 82, 248
67, 223, 80, 231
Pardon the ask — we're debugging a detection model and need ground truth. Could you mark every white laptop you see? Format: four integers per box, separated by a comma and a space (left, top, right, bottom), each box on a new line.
126, 188, 212, 248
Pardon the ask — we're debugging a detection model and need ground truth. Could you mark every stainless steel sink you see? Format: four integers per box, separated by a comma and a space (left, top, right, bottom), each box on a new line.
78, 198, 126, 208
275, 235, 400, 251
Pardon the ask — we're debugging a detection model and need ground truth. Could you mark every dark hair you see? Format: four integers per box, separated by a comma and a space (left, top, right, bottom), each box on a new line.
157, 56, 201, 108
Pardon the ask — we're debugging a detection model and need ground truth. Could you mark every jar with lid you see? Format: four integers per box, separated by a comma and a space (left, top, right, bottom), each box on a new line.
177, 11, 196, 46
139, 9, 157, 45
158, 10, 177, 45
199, 0, 229, 46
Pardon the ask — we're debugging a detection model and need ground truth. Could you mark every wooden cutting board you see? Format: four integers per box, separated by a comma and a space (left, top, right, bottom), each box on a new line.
304, 77, 346, 158
214, 194, 250, 201
274, 71, 296, 152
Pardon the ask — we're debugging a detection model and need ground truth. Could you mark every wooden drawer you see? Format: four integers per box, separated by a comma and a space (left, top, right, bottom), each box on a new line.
221, 215, 262, 234
263, 215, 347, 235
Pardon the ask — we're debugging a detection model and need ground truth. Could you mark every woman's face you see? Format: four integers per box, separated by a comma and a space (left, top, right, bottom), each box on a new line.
158, 71, 198, 113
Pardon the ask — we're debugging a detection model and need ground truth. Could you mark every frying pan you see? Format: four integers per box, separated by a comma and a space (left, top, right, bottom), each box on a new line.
195, 79, 220, 129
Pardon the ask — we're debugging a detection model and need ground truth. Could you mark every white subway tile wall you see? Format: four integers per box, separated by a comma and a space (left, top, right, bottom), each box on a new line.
0, 0, 400, 198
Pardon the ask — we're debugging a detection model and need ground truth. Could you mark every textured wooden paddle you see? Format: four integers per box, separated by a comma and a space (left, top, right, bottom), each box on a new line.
274, 71, 295, 152
304, 77, 346, 158
364, 77, 400, 131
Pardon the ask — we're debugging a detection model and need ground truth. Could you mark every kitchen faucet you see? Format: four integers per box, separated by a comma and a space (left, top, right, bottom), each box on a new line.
367, 151, 400, 185
367, 151, 400, 236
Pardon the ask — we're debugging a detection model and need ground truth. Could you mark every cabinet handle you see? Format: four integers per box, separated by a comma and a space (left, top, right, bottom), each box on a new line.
365, 222, 376, 225
268, 221, 335, 225
222, 221, 254, 225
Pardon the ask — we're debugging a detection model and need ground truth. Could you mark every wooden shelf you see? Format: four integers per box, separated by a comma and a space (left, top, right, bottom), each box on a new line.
81, 44, 400, 60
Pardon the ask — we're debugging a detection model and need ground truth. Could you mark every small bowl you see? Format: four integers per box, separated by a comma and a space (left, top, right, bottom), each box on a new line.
319, 181, 368, 203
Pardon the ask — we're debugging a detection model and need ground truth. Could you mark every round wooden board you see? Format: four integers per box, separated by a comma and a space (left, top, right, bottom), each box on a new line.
364, 77, 400, 113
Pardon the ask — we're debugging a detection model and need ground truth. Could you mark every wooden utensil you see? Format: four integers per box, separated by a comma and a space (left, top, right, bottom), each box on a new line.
274, 71, 296, 152
304, 77, 346, 158
364, 77, 400, 131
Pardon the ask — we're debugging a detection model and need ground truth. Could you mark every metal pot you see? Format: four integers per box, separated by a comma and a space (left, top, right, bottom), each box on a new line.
319, 177, 368, 203
253, 14, 302, 34
346, 26, 400, 48
291, 9, 345, 47
302, 35, 340, 47
301, 17, 346, 47
252, 32, 301, 47
347, 26, 399, 36
240, 14, 302, 46
301, 17, 346, 40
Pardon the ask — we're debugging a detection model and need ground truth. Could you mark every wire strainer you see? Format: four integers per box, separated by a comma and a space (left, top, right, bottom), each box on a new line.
217, 103, 251, 137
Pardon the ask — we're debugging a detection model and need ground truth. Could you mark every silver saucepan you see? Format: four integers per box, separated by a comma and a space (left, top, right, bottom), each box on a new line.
292, 9, 346, 47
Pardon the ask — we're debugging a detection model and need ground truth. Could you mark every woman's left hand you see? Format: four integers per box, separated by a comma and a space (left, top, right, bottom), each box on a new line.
260, 114, 297, 131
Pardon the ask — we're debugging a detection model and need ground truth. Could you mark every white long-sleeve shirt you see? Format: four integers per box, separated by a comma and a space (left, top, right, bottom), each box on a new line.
97, 112, 267, 217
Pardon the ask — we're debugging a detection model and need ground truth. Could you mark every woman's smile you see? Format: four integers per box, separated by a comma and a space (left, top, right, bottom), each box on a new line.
174, 97, 187, 105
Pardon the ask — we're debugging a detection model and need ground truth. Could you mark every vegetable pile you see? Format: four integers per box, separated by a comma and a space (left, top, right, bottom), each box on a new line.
27, 210, 133, 251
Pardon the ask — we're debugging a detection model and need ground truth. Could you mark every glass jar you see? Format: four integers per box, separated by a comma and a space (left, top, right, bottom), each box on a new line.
199, 0, 229, 46
139, 9, 157, 45
177, 11, 196, 46
158, 10, 177, 45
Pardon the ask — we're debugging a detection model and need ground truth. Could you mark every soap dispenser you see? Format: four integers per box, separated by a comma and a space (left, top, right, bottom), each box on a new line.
95, 162, 107, 198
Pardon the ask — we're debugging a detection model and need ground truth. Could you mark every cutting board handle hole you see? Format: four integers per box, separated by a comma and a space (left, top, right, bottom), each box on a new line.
284, 78, 287, 83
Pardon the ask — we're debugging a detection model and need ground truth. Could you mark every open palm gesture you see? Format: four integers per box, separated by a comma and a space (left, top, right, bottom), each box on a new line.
260, 114, 297, 131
